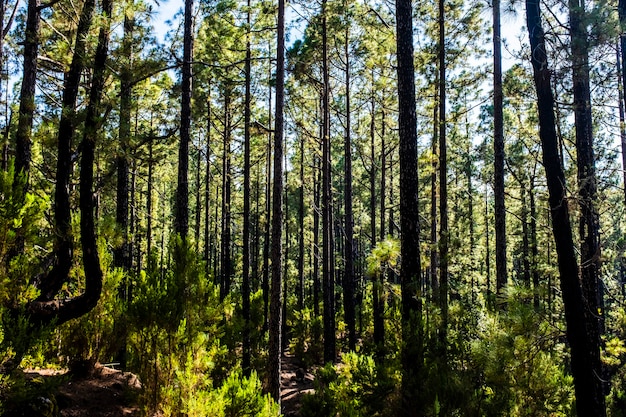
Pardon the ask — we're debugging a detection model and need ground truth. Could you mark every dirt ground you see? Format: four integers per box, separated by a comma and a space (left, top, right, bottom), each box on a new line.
20, 355, 314, 417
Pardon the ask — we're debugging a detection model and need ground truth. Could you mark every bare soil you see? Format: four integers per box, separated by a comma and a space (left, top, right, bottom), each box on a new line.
20, 356, 314, 417
280, 354, 315, 417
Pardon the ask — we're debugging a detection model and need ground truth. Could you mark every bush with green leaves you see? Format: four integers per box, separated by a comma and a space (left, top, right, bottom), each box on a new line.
300, 352, 397, 417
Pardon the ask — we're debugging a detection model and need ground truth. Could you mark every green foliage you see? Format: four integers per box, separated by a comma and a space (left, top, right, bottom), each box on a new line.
56, 241, 124, 369
468, 293, 574, 416
300, 352, 397, 417
0, 162, 50, 370
366, 238, 400, 279
289, 307, 323, 368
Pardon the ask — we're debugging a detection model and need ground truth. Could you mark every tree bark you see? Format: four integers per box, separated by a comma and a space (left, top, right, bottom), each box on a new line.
27, 0, 111, 327
525, 0, 606, 414
115, 1, 134, 274
175, 0, 193, 239
267, 0, 285, 400
397, 0, 424, 413
493, 0, 507, 296
438, 0, 449, 349
15, 0, 40, 181
343, 24, 356, 351
242, 1, 252, 375
220, 89, 232, 300
569, 0, 605, 401
322, 0, 335, 364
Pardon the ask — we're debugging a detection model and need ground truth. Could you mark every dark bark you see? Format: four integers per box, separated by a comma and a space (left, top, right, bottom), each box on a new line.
570, 0, 605, 399
242, 2, 252, 375
322, 0, 335, 364
370, 91, 383, 359
36, 0, 95, 302
493, 0, 507, 295
438, 0, 448, 348
430, 92, 438, 300
396, 0, 424, 413
298, 135, 306, 311
175, 0, 193, 239
313, 153, 321, 317
115, 3, 133, 273
220, 89, 232, 301
619, 3, 626, 208
343, 26, 356, 351
617, 45, 626, 210
204, 89, 212, 268
147, 139, 154, 261
15, 0, 39, 180
525, 0, 606, 414
267, 0, 285, 400
27, 0, 111, 326
262, 75, 272, 331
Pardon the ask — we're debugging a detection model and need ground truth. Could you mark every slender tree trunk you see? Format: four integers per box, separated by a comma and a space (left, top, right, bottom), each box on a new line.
313, 152, 321, 317
343, 25, 356, 351
430, 90, 438, 301
617, 45, 626, 210
220, 89, 232, 300
397, 0, 424, 412
438, 0, 449, 348
204, 89, 212, 268
147, 139, 154, 262
15, 0, 40, 181
175, 0, 193, 239
242, 2, 252, 375
298, 135, 306, 310
195, 144, 202, 251
525, 1, 606, 414
115, 2, 134, 273
570, 0, 605, 398
618, 4, 626, 207
322, 0, 335, 364
267, 0, 285, 399
493, 0, 507, 296
262, 72, 273, 331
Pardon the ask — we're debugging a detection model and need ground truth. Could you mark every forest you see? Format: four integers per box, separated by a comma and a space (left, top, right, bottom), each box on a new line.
0, 0, 625, 414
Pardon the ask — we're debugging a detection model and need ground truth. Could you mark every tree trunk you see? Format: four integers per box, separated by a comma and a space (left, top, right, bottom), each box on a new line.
36, 0, 95, 302
175, 0, 193, 239
15, 0, 40, 181
397, 0, 424, 412
569, 0, 605, 399
438, 0, 448, 349
525, 1, 606, 414
242, 2, 252, 375
262, 73, 273, 330
204, 88, 212, 269
297, 135, 306, 310
115, 2, 134, 274
267, 0, 285, 400
493, 0, 507, 296
26, 0, 111, 327
220, 89, 232, 300
430, 89, 438, 301
322, 0, 335, 364
343, 25, 356, 351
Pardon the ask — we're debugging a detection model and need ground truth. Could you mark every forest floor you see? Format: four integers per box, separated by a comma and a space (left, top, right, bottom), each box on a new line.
21, 355, 315, 417
280, 353, 316, 416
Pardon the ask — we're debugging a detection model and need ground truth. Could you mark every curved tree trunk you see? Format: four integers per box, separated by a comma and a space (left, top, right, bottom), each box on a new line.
525, 0, 606, 414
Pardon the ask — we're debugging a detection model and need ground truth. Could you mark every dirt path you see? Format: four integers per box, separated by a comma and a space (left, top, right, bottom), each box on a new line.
280, 354, 315, 417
